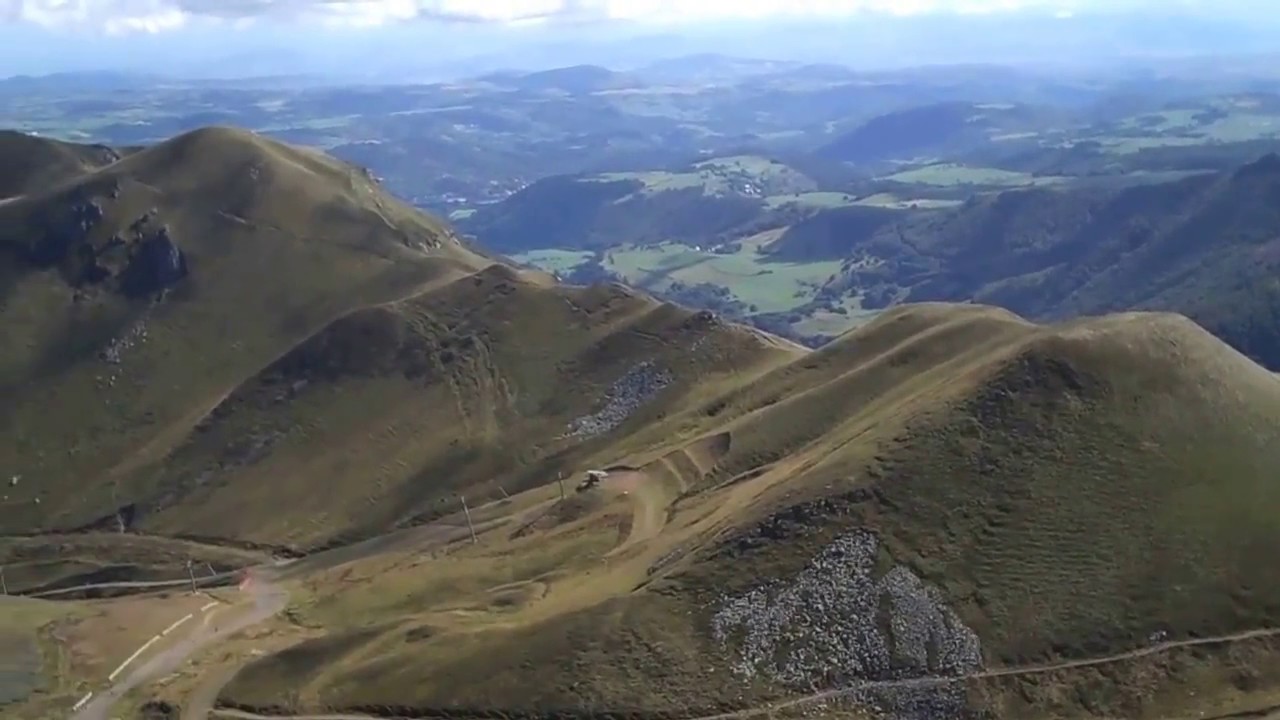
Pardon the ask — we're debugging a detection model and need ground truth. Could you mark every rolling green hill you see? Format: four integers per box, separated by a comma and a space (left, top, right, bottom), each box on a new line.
458, 154, 828, 254
819, 101, 1072, 165
812, 153, 1280, 369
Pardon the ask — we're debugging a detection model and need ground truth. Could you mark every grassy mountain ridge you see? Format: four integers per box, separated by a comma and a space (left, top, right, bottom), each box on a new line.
0, 126, 488, 542
0, 129, 124, 200
5, 128, 1280, 720
219, 304, 1280, 720
0, 128, 799, 554
131, 265, 797, 549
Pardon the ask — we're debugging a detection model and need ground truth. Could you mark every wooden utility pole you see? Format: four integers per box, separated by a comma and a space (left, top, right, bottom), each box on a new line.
185, 559, 197, 594
460, 495, 477, 544
111, 484, 125, 533
1, 566, 7, 595
557, 472, 566, 501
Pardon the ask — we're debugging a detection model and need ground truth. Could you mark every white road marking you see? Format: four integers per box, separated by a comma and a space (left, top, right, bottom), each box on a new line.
107, 635, 161, 682
161, 613, 194, 636
72, 691, 94, 711
200, 601, 219, 612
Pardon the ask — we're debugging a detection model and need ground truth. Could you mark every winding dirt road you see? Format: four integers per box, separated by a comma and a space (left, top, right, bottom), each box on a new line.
70, 579, 289, 720
198, 628, 1280, 720
61, 516, 485, 720
51, 491, 1280, 720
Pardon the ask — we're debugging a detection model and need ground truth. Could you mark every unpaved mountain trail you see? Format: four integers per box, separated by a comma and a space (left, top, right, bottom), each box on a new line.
204, 628, 1280, 720
71, 579, 288, 720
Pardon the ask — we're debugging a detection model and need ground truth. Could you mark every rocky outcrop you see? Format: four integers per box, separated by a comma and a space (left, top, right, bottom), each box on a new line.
121, 225, 188, 297
16, 190, 190, 299
26, 198, 104, 266
711, 529, 983, 686
566, 361, 673, 438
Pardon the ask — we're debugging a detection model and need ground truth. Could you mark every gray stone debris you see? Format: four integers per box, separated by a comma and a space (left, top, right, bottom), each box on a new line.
711, 529, 982, 693
845, 680, 971, 720
566, 360, 672, 438
97, 318, 150, 390
99, 319, 149, 366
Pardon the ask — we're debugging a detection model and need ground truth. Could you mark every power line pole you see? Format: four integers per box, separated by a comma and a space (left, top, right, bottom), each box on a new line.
185, 559, 196, 595
1, 566, 7, 595
460, 495, 477, 544
557, 472, 566, 501
111, 483, 125, 533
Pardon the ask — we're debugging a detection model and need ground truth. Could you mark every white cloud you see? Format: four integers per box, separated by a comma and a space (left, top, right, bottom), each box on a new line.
0, 0, 1230, 33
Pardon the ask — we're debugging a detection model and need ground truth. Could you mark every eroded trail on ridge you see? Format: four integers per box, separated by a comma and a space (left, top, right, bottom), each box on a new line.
201, 628, 1280, 720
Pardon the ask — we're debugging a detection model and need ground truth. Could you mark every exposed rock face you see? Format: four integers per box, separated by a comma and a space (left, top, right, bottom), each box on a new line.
73, 199, 105, 229
17, 195, 187, 299
566, 360, 673, 438
711, 529, 983, 687
121, 225, 188, 297
28, 199, 104, 266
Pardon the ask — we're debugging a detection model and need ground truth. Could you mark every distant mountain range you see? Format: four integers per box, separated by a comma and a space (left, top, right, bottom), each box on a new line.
3, 10, 1280, 80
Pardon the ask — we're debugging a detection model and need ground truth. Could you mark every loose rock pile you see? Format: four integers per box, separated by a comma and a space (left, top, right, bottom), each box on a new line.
100, 319, 149, 366
566, 361, 673, 438
97, 318, 150, 388
711, 529, 982, 691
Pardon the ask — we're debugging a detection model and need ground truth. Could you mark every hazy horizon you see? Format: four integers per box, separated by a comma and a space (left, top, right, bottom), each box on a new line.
1, 0, 1279, 80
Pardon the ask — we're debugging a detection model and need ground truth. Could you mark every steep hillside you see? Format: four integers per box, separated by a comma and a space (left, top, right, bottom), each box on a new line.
218, 304, 1280, 720
0, 126, 488, 543
815, 154, 1280, 368
129, 267, 798, 549
0, 130, 124, 200
0, 127, 801, 555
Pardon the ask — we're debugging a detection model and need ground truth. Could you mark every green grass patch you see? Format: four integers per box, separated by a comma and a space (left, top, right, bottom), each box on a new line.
1119, 109, 1202, 133
791, 296, 881, 337
593, 170, 707, 194
764, 191, 856, 209
883, 163, 1064, 187
593, 154, 813, 198
853, 192, 964, 210
603, 241, 842, 314
509, 248, 594, 273
1196, 113, 1280, 142
766, 190, 961, 211
1094, 135, 1212, 154
692, 155, 785, 174
0, 597, 79, 712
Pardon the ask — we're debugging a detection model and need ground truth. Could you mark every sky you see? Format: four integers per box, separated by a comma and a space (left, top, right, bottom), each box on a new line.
0, 1, 1099, 32
0, 0, 1266, 31
0, 0, 1278, 78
